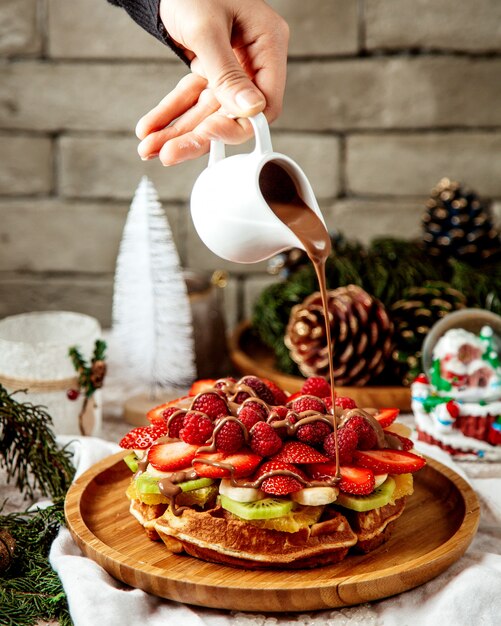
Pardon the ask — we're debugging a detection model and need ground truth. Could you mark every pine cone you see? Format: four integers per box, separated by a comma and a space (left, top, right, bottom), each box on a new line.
390, 281, 467, 385
0, 529, 16, 572
423, 177, 501, 263
284, 284, 394, 386
90, 360, 107, 389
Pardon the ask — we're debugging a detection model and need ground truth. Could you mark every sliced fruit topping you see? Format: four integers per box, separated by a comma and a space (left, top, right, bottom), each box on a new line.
373, 408, 399, 428
384, 432, 414, 451
193, 450, 262, 479
344, 415, 377, 450
189, 379, 216, 396
256, 460, 306, 496
179, 412, 214, 445
190, 392, 228, 419
220, 494, 293, 520
335, 396, 357, 410
249, 421, 282, 456
235, 375, 276, 405
119, 424, 167, 450
136, 473, 161, 495
148, 441, 199, 472
289, 396, 326, 414
215, 419, 246, 453
296, 420, 332, 446
353, 449, 426, 474
249, 504, 323, 532
178, 477, 214, 492
323, 427, 358, 464
262, 378, 288, 405
336, 476, 396, 512
338, 466, 376, 495
123, 451, 139, 473
291, 486, 338, 506
272, 440, 329, 464
178, 485, 218, 509
300, 376, 331, 399
374, 473, 388, 488
219, 478, 264, 503
390, 473, 414, 502
146, 400, 188, 425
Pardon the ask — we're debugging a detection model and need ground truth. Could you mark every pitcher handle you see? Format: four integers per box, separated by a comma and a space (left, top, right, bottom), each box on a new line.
208, 112, 272, 167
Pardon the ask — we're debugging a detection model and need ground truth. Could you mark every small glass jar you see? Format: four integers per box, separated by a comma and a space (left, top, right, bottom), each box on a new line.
0, 311, 102, 436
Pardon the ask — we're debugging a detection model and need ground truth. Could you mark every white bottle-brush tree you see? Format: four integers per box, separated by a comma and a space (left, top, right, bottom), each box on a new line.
110, 176, 196, 401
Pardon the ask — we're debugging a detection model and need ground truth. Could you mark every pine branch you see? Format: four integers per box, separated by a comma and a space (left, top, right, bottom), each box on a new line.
0, 386, 75, 501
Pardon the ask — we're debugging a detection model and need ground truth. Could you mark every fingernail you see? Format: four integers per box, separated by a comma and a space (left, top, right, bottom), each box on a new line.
234, 88, 265, 112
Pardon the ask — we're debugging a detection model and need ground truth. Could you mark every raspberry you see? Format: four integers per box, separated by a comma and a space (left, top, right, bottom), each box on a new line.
162, 407, 185, 438
179, 412, 214, 445
345, 415, 377, 450
190, 392, 228, 420
335, 396, 357, 410
262, 379, 288, 405
290, 396, 326, 414
215, 419, 245, 453
237, 405, 265, 433
300, 377, 331, 398
296, 420, 332, 446
235, 376, 275, 405
241, 399, 268, 420
267, 406, 294, 439
323, 427, 359, 464
250, 421, 283, 457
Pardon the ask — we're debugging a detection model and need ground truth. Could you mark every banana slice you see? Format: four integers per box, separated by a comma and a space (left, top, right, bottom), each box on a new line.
219, 478, 265, 503
291, 486, 338, 506
374, 473, 388, 488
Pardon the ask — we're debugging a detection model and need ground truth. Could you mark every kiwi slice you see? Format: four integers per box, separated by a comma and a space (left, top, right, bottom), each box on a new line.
123, 452, 139, 473
136, 473, 161, 495
179, 477, 214, 492
220, 493, 293, 520
336, 477, 396, 512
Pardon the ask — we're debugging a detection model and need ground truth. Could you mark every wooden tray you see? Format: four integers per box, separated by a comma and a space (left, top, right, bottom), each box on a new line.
229, 321, 412, 411
65, 452, 479, 613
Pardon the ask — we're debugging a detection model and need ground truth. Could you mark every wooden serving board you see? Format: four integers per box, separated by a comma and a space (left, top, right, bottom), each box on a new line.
229, 321, 412, 411
65, 452, 479, 613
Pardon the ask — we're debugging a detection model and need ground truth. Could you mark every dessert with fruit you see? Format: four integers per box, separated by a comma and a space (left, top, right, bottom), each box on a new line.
119, 375, 425, 568
412, 325, 501, 460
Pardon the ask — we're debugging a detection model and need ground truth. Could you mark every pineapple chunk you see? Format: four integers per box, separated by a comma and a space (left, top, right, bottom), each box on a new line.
247, 505, 324, 533
390, 473, 414, 504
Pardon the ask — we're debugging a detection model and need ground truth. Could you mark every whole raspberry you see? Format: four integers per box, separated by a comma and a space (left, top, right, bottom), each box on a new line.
179, 412, 214, 445
262, 379, 288, 405
290, 396, 326, 414
323, 427, 358, 464
235, 376, 275, 405
162, 407, 185, 438
215, 419, 245, 453
344, 415, 377, 450
241, 399, 268, 420
296, 420, 332, 446
238, 405, 265, 433
250, 421, 283, 457
335, 396, 358, 410
190, 392, 228, 420
267, 406, 293, 439
300, 377, 331, 399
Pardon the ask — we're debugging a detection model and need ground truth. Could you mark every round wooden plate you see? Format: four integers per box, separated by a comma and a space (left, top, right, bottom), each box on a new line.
229, 321, 412, 411
65, 452, 479, 613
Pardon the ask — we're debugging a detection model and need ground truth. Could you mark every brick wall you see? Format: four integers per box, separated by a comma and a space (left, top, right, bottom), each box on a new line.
1, 0, 501, 332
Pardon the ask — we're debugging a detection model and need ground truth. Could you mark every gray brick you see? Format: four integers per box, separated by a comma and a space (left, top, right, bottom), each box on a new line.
327, 199, 425, 245
366, 0, 501, 52
346, 132, 501, 197
278, 57, 501, 130
0, 134, 52, 195
0, 198, 182, 272
0, 62, 184, 132
0, 0, 41, 57
47, 0, 168, 59
269, 0, 358, 56
58, 135, 205, 201
0, 273, 114, 327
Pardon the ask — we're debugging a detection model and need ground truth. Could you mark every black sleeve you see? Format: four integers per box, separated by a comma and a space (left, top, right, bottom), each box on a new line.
107, 0, 190, 65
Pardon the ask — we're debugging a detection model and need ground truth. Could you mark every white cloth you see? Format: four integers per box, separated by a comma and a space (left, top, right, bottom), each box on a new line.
50, 435, 501, 626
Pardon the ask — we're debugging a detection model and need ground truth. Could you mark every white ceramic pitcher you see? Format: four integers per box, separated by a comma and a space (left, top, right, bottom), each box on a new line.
190, 113, 327, 264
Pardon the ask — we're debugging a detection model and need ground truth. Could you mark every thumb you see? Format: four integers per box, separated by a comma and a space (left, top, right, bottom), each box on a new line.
190, 28, 266, 117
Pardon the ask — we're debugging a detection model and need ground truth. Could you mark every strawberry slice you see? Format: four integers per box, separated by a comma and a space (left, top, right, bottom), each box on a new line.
119, 424, 167, 449
189, 379, 216, 396
353, 449, 426, 474
271, 441, 329, 464
308, 461, 375, 495
308, 461, 338, 480
193, 449, 262, 479
257, 460, 306, 495
146, 398, 190, 425
373, 408, 399, 428
148, 441, 199, 471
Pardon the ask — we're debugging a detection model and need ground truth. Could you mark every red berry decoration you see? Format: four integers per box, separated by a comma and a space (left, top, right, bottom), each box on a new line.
237, 405, 265, 432
335, 396, 357, 410
296, 420, 332, 446
262, 379, 288, 405
215, 419, 245, 453
235, 376, 275, 405
66, 388, 80, 401
344, 415, 378, 450
300, 377, 331, 399
250, 421, 283, 457
179, 412, 214, 445
191, 392, 229, 420
289, 396, 326, 414
323, 427, 358, 464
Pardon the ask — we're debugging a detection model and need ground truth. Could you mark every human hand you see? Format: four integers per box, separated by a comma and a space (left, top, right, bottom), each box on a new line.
136, 0, 289, 165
